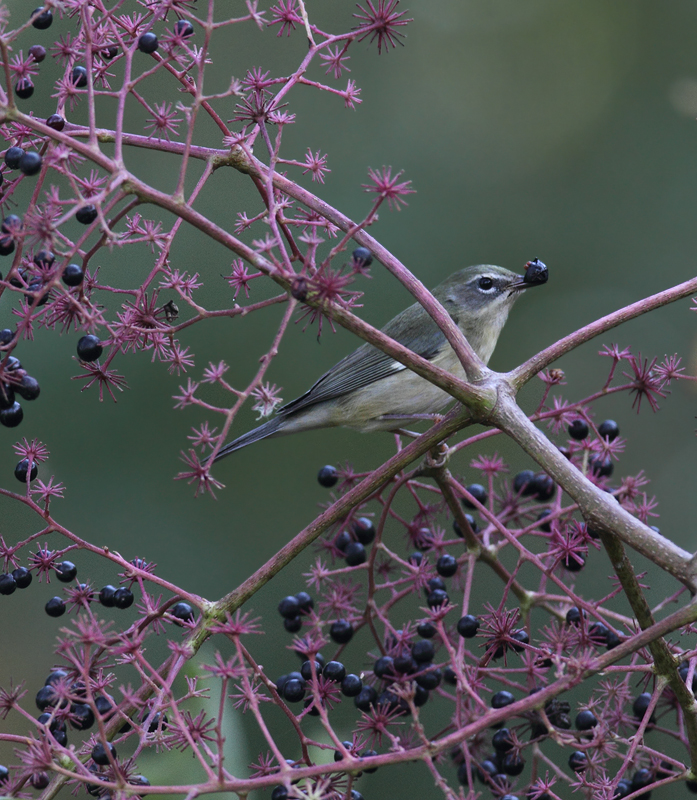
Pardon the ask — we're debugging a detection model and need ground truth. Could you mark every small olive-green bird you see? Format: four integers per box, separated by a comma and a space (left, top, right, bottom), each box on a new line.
212, 261, 547, 462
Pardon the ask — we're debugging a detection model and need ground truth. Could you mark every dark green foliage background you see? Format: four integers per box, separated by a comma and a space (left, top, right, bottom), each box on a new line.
1, 1, 696, 797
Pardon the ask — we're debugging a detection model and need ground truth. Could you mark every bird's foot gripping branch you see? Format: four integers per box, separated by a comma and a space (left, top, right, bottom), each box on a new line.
0, 3, 695, 800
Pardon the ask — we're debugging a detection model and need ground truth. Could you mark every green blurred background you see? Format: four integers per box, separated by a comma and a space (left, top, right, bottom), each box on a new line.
1, 0, 697, 796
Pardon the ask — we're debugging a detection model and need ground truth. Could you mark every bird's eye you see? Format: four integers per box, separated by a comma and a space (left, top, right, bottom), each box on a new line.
478, 276, 494, 291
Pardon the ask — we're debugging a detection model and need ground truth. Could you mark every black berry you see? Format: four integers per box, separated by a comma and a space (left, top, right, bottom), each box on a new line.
76, 204, 98, 224
138, 32, 159, 53
14, 458, 38, 482
575, 709, 597, 731
4, 147, 24, 169
77, 334, 103, 361
113, 587, 134, 608
352, 517, 375, 544
99, 585, 116, 606
56, 561, 77, 582
15, 79, 35, 100
46, 114, 65, 131
31, 7, 53, 28
513, 469, 537, 495
344, 541, 366, 566
15, 374, 41, 401
62, 263, 84, 287
171, 601, 195, 624
436, 553, 457, 577
317, 465, 338, 487
341, 674, 362, 696
329, 619, 354, 643
598, 419, 620, 440
0, 573, 16, 595
352, 247, 373, 266
353, 686, 377, 711
19, 151, 42, 176
71, 66, 88, 88
322, 661, 346, 682
174, 19, 194, 37
492, 690, 515, 709
45, 596, 66, 617
282, 678, 306, 703
462, 483, 487, 509
12, 566, 31, 588
568, 419, 589, 440
457, 615, 480, 638
91, 742, 115, 766
278, 595, 300, 619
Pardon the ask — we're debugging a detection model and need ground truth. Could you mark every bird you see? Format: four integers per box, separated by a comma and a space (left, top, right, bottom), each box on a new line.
211, 261, 547, 462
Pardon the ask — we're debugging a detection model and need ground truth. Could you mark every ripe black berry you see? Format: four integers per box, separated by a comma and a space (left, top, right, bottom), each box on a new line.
294, 591, 313, 613
599, 419, 620, 440
417, 620, 436, 638
532, 473, 555, 501
76, 204, 98, 224
91, 742, 115, 766
492, 728, 514, 753
462, 483, 487, 509
12, 566, 32, 588
373, 655, 394, 679
15, 79, 35, 100
71, 66, 88, 87
62, 263, 84, 287
4, 147, 24, 169
411, 639, 434, 663
278, 595, 300, 619
70, 703, 95, 730
0, 384, 14, 410
113, 587, 134, 608
632, 692, 653, 719
492, 690, 515, 709
502, 752, 525, 776
31, 7, 53, 28
341, 674, 362, 696
14, 458, 38, 482
511, 629, 529, 651
0, 328, 14, 344
568, 419, 589, 440
322, 661, 346, 682
171, 601, 194, 624
352, 247, 373, 266
0, 573, 16, 595
101, 45, 119, 60
352, 517, 375, 544
77, 334, 103, 361
174, 19, 194, 37
30, 772, 49, 789
457, 614, 480, 638
427, 588, 448, 608
283, 616, 302, 633
19, 151, 42, 176
138, 32, 159, 53
513, 469, 536, 495
415, 666, 441, 690
28, 44, 46, 62
589, 454, 613, 477
99, 585, 116, 606
300, 660, 322, 680
271, 787, 288, 800
45, 596, 66, 617
15, 374, 41, 400
575, 709, 597, 731
282, 678, 306, 703
317, 465, 338, 487
56, 561, 77, 582
568, 750, 587, 772
354, 686, 377, 711
329, 619, 354, 644
536, 508, 553, 533
46, 114, 65, 131
565, 606, 584, 624
344, 541, 366, 566
436, 553, 457, 577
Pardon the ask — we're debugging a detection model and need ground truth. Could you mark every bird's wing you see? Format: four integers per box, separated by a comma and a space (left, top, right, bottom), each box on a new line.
279, 306, 446, 416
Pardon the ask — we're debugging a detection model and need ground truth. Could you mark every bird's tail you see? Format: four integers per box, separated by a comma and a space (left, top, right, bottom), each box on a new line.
210, 416, 286, 463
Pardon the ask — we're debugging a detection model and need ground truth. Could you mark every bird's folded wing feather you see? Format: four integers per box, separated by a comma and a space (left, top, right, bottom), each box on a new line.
279, 307, 447, 416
